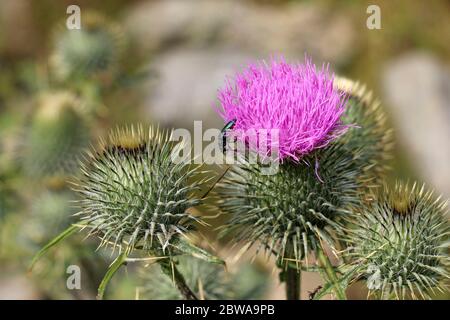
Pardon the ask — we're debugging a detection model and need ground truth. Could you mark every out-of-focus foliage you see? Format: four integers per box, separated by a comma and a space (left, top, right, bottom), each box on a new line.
139, 256, 268, 300
21, 91, 90, 187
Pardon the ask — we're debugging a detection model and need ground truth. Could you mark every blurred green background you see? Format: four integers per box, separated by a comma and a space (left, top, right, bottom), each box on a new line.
0, 0, 449, 299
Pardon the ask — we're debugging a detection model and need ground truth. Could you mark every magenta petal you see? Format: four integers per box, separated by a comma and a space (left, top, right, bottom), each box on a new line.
216, 55, 349, 161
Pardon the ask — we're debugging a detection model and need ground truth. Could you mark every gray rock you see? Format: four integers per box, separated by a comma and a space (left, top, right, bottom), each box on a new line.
382, 52, 450, 197
0, 274, 40, 300
123, 0, 355, 65
142, 48, 253, 129
127, 0, 357, 134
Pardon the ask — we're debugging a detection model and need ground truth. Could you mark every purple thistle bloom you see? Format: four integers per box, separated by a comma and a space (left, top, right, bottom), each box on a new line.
217, 56, 349, 162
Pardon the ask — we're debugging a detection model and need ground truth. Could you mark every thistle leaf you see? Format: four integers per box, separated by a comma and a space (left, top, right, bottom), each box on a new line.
316, 245, 346, 300
28, 224, 80, 273
97, 251, 127, 300
313, 267, 360, 300
175, 240, 225, 266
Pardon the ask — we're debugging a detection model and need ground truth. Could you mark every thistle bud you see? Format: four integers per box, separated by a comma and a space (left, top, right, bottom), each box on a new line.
215, 58, 392, 263
343, 182, 449, 299
22, 91, 90, 187
74, 125, 206, 254
50, 12, 124, 82
334, 77, 393, 185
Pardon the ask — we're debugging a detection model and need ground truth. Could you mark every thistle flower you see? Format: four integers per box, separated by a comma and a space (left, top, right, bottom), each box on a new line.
73, 125, 206, 254
343, 182, 449, 299
22, 91, 90, 187
217, 56, 349, 161
215, 58, 392, 266
50, 12, 124, 82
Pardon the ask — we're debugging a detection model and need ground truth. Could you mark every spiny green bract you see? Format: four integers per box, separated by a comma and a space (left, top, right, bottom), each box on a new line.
216, 78, 392, 264
73, 125, 207, 254
334, 77, 393, 186
217, 141, 361, 263
22, 91, 90, 187
343, 182, 449, 299
50, 12, 124, 82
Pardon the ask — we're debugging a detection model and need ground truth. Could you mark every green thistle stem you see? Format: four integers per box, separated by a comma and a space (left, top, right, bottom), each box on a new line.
285, 266, 301, 300
316, 245, 346, 300
281, 245, 301, 300
159, 259, 198, 300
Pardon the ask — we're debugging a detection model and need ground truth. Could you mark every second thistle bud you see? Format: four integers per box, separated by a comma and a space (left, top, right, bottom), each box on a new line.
343, 182, 450, 299
74, 125, 206, 254
22, 91, 90, 187
50, 12, 124, 82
